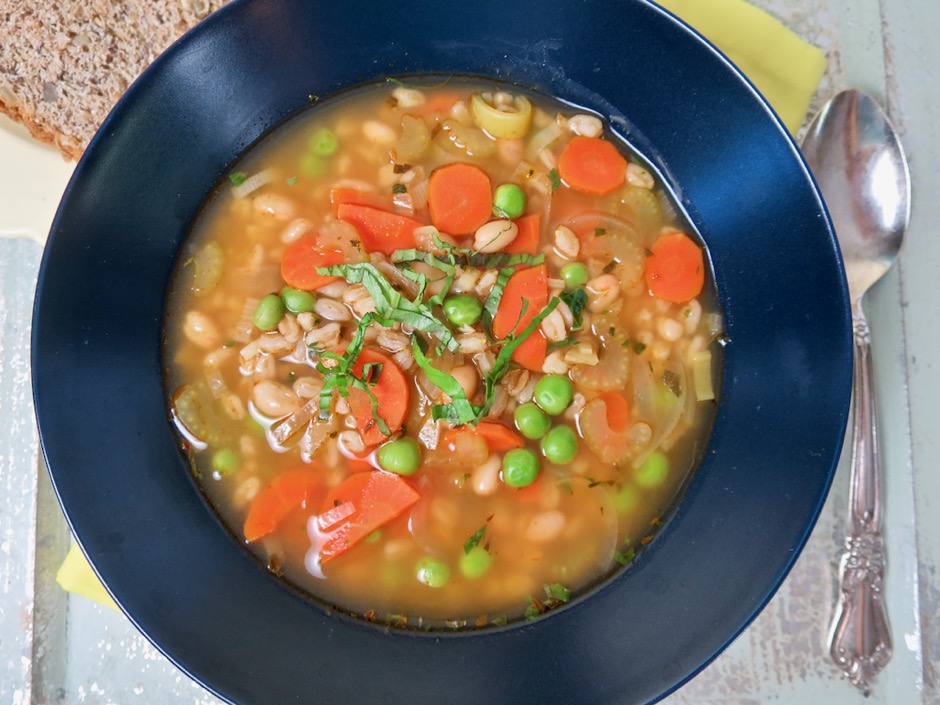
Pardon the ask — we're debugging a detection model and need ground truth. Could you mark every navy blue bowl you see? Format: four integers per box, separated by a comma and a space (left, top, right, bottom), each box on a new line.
32, 1, 852, 703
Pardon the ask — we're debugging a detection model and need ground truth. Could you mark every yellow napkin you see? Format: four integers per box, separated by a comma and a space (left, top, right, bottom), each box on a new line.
56, 542, 120, 611
54, 0, 825, 611
657, 0, 827, 134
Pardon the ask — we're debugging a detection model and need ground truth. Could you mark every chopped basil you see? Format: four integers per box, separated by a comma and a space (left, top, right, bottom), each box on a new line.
286, 176, 298, 186
548, 168, 561, 191
544, 582, 571, 603
392, 183, 407, 194
317, 262, 458, 352
614, 546, 636, 565
547, 336, 578, 352
633, 340, 647, 354
594, 227, 607, 237
228, 171, 248, 187
559, 288, 587, 329
463, 525, 488, 554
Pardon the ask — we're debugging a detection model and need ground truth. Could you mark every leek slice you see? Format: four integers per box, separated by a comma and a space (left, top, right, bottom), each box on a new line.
470, 93, 533, 139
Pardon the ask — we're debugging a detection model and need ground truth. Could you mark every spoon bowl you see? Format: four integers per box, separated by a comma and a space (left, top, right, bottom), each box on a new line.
802, 89, 911, 691
802, 91, 911, 310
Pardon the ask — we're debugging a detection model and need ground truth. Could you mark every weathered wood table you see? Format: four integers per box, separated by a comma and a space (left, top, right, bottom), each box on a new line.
1, 1, 937, 702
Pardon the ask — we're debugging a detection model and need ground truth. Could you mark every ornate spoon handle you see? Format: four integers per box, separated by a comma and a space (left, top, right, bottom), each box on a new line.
828, 308, 892, 691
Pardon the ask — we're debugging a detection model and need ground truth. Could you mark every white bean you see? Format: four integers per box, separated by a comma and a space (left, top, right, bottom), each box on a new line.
293, 376, 323, 399
314, 298, 352, 322
457, 331, 489, 354
391, 86, 425, 108
626, 162, 654, 189
471, 455, 501, 496
553, 225, 580, 260
540, 308, 568, 342
253, 193, 296, 221
657, 317, 685, 342
183, 310, 221, 350
450, 364, 480, 400
280, 217, 314, 244
252, 380, 301, 418
525, 510, 566, 542
315, 280, 349, 299
473, 219, 518, 253
567, 114, 603, 138
363, 119, 398, 145
586, 273, 621, 312
337, 429, 366, 455
542, 350, 570, 375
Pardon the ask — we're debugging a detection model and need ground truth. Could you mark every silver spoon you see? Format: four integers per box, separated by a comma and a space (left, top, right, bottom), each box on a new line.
801, 90, 911, 692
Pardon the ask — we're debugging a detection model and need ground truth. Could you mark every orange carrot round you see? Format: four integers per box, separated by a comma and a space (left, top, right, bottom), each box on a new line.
644, 231, 705, 303
556, 136, 627, 195
336, 203, 421, 254
427, 162, 492, 235
243, 467, 323, 543
318, 471, 420, 564
280, 235, 344, 291
502, 213, 540, 255
492, 264, 549, 372
346, 349, 410, 446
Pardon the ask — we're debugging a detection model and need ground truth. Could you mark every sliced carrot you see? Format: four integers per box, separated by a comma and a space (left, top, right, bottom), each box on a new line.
427, 162, 492, 235
503, 214, 540, 255
336, 203, 422, 255
474, 422, 525, 451
346, 349, 410, 446
643, 231, 705, 303
441, 422, 525, 454
599, 391, 630, 433
243, 467, 323, 543
556, 136, 627, 195
492, 264, 549, 372
329, 188, 394, 217
280, 234, 345, 291
318, 471, 420, 564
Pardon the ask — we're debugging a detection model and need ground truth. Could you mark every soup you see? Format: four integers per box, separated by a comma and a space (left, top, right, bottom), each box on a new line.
165, 79, 721, 628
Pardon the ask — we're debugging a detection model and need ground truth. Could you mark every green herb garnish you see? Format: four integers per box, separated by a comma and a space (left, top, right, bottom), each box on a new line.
463, 525, 488, 554
392, 183, 407, 194
548, 168, 561, 191
559, 288, 587, 329
228, 171, 248, 187
594, 227, 607, 237
317, 262, 458, 352
286, 176, 298, 186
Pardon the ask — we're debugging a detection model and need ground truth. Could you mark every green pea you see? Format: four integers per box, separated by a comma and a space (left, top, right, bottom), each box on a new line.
280, 286, 316, 313
560, 262, 589, 289
540, 425, 578, 465
460, 546, 493, 579
534, 374, 574, 416
612, 482, 640, 515
300, 152, 328, 177
492, 183, 526, 219
513, 403, 551, 440
502, 448, 540, 488
211, 447, 240, 476
309, 127, 339, 156
416, 556, 450, 588
442, 295, 483, 327
253, 293, 285, 331
376, 437, 422, 476
635, 451, 669, 488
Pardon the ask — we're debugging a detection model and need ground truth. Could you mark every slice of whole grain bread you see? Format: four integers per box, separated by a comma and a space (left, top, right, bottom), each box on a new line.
0, 0, 230, 161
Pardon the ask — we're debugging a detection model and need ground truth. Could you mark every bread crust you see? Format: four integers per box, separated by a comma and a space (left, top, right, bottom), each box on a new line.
0, 0, 230, 162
